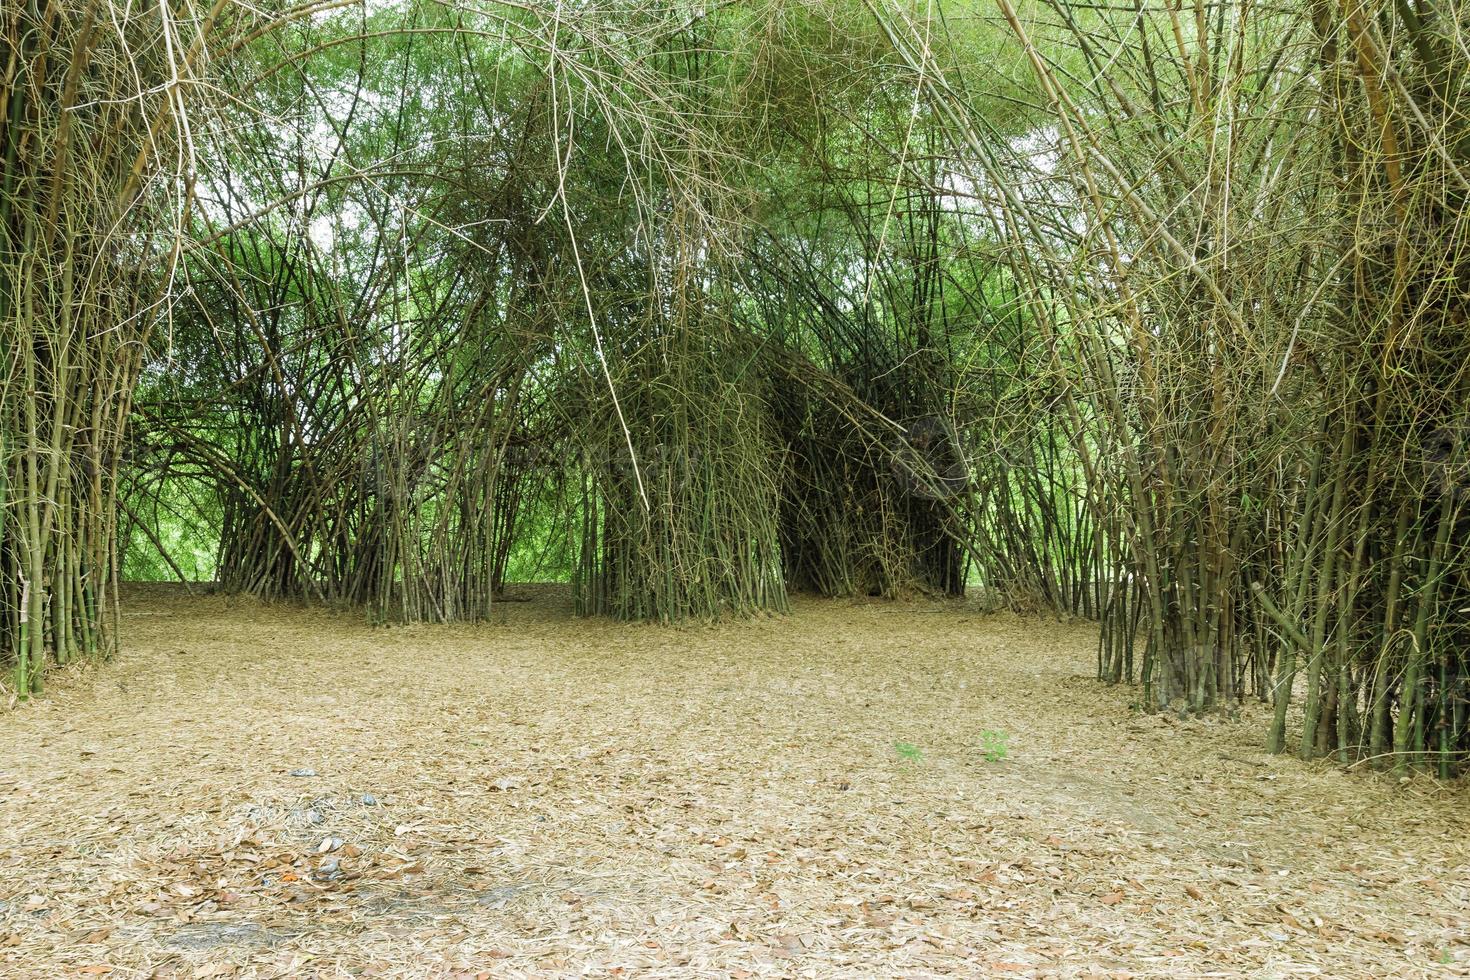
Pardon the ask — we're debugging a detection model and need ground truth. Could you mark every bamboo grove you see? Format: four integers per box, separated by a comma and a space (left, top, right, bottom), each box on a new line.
0, 1, 235, 693
3, 0, 1468, 774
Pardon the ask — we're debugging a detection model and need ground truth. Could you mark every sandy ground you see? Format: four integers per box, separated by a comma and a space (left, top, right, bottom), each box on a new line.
0, 584, 1466, 979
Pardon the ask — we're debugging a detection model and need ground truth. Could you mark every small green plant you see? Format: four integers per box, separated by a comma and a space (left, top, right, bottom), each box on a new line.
979, 729, 1010, 763
893, 741, 923, 763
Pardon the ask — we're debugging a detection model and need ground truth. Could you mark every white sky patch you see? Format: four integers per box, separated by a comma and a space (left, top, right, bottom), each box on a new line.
309, 214, 337, 249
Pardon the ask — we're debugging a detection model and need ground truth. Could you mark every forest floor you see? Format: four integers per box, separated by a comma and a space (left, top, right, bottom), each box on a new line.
0, 585, 1467, 979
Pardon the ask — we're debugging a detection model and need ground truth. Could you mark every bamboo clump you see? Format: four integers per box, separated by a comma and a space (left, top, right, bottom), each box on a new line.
1, 2, 238, 696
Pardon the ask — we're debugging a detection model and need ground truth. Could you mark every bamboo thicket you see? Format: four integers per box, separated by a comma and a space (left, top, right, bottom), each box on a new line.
10, 0, 1469, 773
869, 0, 1470, 767
1, 2, 239, 695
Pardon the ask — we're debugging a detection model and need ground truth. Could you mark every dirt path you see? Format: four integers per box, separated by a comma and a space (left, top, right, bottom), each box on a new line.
0, 585, 1466, 978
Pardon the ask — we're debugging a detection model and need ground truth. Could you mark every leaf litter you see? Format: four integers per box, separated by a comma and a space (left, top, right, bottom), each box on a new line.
0, 582, 1466, 977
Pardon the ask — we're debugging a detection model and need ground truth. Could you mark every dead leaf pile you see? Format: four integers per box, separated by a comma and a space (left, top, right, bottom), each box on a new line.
0, 582, 1465, 977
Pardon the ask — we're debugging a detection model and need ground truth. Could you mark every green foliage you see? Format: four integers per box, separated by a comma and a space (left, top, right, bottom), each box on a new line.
893, 741, 923, 763
979, 730, 1010, 764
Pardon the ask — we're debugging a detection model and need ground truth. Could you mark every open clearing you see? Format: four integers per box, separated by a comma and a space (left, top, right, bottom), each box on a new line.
0, 585, 1466, 978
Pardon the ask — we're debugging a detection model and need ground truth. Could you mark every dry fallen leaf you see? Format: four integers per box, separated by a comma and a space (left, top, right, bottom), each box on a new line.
2, 586, 1459, 980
